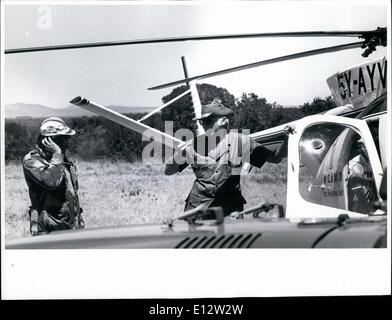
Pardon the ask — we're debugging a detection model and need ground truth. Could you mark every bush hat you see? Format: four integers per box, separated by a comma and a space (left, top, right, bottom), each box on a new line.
40, 117, 76, 136
193, 99, 234, 121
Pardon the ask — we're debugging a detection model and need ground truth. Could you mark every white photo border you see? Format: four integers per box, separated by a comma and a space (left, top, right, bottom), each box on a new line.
1, 0, 391, 299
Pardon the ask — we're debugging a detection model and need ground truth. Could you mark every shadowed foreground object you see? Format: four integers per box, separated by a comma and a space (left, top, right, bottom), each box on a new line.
5, 215, 386, 249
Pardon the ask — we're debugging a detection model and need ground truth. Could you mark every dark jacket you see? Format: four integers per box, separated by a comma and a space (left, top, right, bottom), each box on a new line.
165, 131, 287, 217
23, 147, 81, 234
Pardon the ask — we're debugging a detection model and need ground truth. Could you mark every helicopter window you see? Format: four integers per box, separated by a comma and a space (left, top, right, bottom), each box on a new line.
366, 120, 381, 160
298, 123, 377, 214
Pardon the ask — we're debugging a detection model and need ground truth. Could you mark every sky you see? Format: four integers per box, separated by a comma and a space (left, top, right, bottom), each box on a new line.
3, 0, 388, 109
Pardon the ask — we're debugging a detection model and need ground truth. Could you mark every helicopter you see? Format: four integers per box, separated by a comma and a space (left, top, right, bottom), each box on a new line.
4, 27, 388, 248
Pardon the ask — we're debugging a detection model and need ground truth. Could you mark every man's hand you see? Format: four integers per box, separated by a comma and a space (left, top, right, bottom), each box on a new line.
174, 142, 195, 164
42, 137, 62, 154
184, 145, 198, 164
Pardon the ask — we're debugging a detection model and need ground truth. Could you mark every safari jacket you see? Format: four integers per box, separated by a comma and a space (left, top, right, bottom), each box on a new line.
165, 131, 286, 217
23, 148, 81, 234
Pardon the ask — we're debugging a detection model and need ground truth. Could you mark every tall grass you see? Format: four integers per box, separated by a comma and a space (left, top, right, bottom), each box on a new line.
4, 160, 287, 240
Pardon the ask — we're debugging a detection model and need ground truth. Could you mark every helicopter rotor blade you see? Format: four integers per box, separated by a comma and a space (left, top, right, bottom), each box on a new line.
69, 96, 183, 149
4, 30, 377, 54
148, 41, 364, 90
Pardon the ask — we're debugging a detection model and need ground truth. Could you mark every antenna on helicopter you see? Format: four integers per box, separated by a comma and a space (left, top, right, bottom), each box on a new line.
181, 56, 205, 136
136, 56, 205, 136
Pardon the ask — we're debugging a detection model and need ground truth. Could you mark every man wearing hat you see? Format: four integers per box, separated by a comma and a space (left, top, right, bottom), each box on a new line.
23, 117, 85, 235
165, 99, 288, 218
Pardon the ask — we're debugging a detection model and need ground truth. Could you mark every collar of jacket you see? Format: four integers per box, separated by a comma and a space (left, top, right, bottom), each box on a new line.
33, 145, 52, 161
33, 146, 74, 165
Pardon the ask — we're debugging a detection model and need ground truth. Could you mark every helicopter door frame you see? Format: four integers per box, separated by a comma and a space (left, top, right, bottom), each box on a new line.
286, 115, 383, 219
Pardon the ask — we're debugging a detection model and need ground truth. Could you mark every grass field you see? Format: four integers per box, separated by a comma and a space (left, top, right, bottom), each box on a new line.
4, 160, 287, 240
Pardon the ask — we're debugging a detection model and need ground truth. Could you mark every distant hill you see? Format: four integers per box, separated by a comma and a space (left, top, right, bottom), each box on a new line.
5, 103, 156, 119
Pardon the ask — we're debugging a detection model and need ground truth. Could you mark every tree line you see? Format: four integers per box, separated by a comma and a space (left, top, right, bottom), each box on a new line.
5, 83, 336, 162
